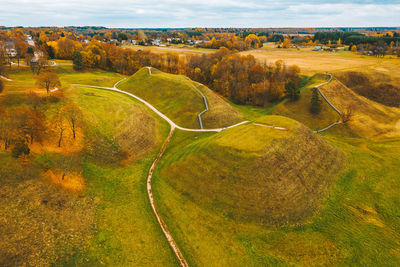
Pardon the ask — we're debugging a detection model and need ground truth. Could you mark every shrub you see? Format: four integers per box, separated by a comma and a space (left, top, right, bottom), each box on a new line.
11, 141, 30, 158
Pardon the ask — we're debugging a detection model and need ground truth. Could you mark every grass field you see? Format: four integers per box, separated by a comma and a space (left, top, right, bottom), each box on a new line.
122, 44, 215, 56
118, 67, 244, 128
241, 46, 400, 77
0, 65, 178, 266
151, 122, 400, 266
2, 54, 400, 266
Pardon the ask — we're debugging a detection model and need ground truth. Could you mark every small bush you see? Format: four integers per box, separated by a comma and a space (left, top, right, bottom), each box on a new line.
11, 141, 30, 158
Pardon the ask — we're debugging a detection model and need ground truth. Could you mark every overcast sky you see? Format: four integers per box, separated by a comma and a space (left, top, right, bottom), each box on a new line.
1, 0, 399, 28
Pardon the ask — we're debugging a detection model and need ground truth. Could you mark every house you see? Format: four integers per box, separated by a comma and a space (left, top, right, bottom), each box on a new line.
131, 40, 137, 45
312, 46, 322, 51
152, 39, 162, 46
5, 41, 17, 57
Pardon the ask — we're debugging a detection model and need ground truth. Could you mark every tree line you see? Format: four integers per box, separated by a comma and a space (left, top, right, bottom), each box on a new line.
70, 42, 301, 106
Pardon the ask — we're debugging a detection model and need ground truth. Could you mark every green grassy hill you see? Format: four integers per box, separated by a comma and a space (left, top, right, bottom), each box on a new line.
154, 115, 345, 226
118, 67, 244, 128
152, 115, 400, 266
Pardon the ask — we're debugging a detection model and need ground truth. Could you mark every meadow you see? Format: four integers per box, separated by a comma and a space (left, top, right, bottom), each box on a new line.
1, 49, 400, 266
0, 64, 178, 266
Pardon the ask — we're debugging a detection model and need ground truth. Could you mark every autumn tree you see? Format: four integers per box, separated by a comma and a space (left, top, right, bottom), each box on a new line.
26, 109, 46, 144
61, 103, 83, 140
0, 79, 3, 93
285, 80, 300, 101
282, 38, 291, 48
310, 87, 322, 114
36, 72, 61, 94
0, 109, 15, 150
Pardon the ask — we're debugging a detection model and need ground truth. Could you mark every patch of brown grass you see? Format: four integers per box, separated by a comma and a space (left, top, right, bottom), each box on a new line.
335, 71, 400, 108
45, 169, 85, 192
320, 78, 400, 138
30, 128, 84, 155
194, 82, 246, 128
0, 178, 95, 266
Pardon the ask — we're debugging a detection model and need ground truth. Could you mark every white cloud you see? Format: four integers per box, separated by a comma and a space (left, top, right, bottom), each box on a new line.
0, 0, 399, 27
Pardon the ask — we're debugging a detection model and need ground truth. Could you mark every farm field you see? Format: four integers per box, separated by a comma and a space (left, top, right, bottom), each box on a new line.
241, 47, 400, 79
122, 44, 215, 55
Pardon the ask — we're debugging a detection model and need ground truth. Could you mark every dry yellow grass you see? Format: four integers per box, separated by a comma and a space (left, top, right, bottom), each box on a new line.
45, 169, 85, 191
241, 49, 400, 77
320, 78, 400, 139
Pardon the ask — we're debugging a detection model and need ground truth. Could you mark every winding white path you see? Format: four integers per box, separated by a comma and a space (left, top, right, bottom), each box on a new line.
73, 78, 249, 266
314, 73, 343, 133
0, 75, 12, 81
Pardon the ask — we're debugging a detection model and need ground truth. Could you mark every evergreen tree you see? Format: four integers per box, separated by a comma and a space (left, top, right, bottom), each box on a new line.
72, 51, 85, 71
310, 87, 322, 114
285, 80, 300, 101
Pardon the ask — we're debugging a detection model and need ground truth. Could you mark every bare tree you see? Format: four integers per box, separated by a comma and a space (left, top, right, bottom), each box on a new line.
36, 72, 61, 94
341, 105, 354, 124
54, 111, 66, 147
61, 104, 83, 140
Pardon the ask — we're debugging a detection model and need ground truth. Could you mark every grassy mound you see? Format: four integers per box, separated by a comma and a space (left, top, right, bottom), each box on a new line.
118, 67, 244, 128
272, 74, 340, 131
335, 71, 400, 108
156, 116, 345, 225
320, 78, 400, 138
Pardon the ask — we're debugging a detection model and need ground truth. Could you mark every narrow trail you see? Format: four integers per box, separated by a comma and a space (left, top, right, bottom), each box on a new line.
0, 75, 12, 81
147, 66, 209, 129
314, 73, 343, 133
73, 78, 250, 266
252, 123, 288, 131
146, 126, 189, 267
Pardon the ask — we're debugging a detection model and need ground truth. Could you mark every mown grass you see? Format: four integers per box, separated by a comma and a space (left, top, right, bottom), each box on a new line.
152, 122, 400, 265
118, 67, 244, 128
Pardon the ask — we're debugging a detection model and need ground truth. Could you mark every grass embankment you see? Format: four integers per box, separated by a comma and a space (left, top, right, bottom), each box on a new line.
152, 116, 346, 265
152, 116, 400, 265
271, 74, 340, 131
0, 65, 177, 266
48, 85, 177, 266
320, 78, 400, 139
118, 67, 244, 128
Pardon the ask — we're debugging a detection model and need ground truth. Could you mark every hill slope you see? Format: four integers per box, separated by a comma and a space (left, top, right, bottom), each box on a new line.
272, 74, 340, 131
118, 67, 244, 128
155, 115, 345, 225
320, 78, 400, 138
